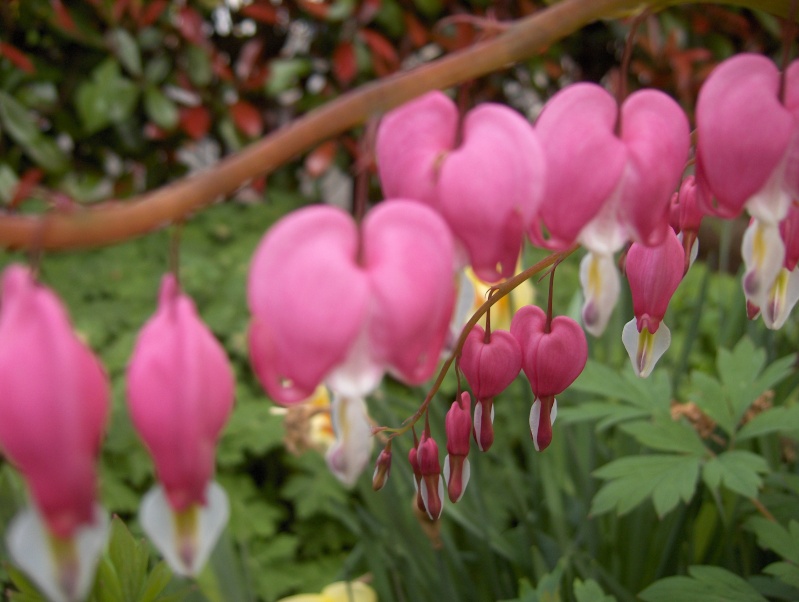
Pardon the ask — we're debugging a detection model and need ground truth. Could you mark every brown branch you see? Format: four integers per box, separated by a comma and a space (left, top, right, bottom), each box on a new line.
0, 0, 635, 251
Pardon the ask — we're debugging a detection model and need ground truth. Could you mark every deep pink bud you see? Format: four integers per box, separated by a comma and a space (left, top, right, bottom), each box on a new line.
459, 325, 521, 402
408, 445, 425, 513
444, 393, 472, 502
372, 446, 392, 491
445, 393, 472, 457
510, 306, 588, 398
670, 176, 704, 235
127, 274, 235, 512
417, 433, 444, 520
0, 265, 109, 538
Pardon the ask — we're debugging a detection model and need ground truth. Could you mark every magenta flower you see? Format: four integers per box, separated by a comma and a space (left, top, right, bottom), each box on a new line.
669, 176, 705, 273
127, 274, 234, 576
510, 306, 588, 451
417, 432, 444, 520
0, 265, 110, 602
248, 201, 455, 404
376, 91, 546, 283
622, 228, 685, 377
459, 325, 521, 451
696, 54, 799, 310
443, 392, 472, 502
533, 83, 690, 335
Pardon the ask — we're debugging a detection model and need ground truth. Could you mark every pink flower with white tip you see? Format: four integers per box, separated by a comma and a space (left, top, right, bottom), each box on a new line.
510, 305, 588, 451
443, 392, 472, 502
248, 201, 455, 404
622, 228, 685, 378
459, 325, 521, 451
127, 274, 234, 577
0, 265, 110, 602
532, 83, 690, 336
696, 54, 799, 310
376, 91, 546, 283
416, 432, 444, 520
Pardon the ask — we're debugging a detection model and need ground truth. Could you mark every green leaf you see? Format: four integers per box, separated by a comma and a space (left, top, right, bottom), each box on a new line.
0, 92, 69, 172
574, 579, 616, 602
265, 59, 313, 96
0, 163, 19, 204
5, 563, 47, 601
185, 45, 212, 87
591, 455, 701, 517
738, 404, 799, 440
75, 59, 140, 134
745, 517, 799, 564
689, 371, 735, 435
108, 29, 142, 76
702, 450, 769, 499
107, 517, 149, 602
764, 562, 799, 589
620, 420, 708, 455
93, 555, 125, 602
558, 401, 650, 430
144, 86, 179, 130
136, 562, 172, 602
639, 565, 767, 602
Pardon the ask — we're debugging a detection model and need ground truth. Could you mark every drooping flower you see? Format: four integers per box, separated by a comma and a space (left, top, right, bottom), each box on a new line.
248, 201, 455, 404
376, 91, 546, 283
532, 83, 690, 335
443, 392, 472, 502
372, 444, 392, 491
0, 265, 110, 602
696, 54, 799, 310
416, 432, 444, 520
459, 325, 521, 451
622, 228, 685, 377
127, 274, 234, 577
510, 305, 588, 451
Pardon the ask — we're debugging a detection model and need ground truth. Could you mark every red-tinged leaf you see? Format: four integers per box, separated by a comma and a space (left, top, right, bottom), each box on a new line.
212, 51, 234, 81
144, 122, 169, 140
403, 13, 428, 48
179, 105, 211, 140
176, 6, 206, 45
358, 29, 399, 71
140, 0, 169, 28
235, 38, 264, 81
241, 3, 279, 25
357, 0, 381, 23
305, 140, 338, 177
51, 0, 77, 32
9, 168, 44, 209
0, 43, 35, 74
332, 42, 357, 86
297, 0, 330, 20
230, 100, 263, 138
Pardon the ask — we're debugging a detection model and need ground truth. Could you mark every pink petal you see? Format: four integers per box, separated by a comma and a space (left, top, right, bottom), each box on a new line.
248, 205, 370, 404
438, 104, 545, 281
127, 274, 234, 511
459, 325, 522, 400
375, 91, 458, 211
696, 54, 793, 216
363, 200, 455, 385
534, 83, 627, 247
0, 266, 109, 538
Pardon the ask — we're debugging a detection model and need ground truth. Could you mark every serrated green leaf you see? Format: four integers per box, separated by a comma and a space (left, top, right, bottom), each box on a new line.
574, 578, 616, 602
738, 405, 799, 440
0, 92, 69, 172
591, 455, 701, 517
639, 565, 767, 602
690, 371, 735, 435
620, 420, 708, 455
764, 562, 799, 589
745, 517, 799, 564
702, 450, 769, 499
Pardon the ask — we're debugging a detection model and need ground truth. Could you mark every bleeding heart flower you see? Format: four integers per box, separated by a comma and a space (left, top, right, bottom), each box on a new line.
510, 305, 588, 451
248, 201, 455, 404
532, 83, 690, 335
759, 204, 799, 329
127, 274, 234, 576
459, 325, 521, 451
376, 91, 546, 283
0, 265, 110, 602
416, 432, 444, 520
622, 228, 685, 377
443, 392, 472, 502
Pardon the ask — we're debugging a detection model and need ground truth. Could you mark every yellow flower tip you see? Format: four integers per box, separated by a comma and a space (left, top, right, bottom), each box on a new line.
277, 581, 377, 602
464, 264, 534, 332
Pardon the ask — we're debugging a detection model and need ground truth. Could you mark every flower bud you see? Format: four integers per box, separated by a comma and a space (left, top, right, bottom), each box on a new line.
416, 433, 444, 520
372, 446, 392, 491
444, 393, 472, 502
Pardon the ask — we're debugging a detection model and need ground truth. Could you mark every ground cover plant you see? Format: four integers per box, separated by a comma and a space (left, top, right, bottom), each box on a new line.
1, 0, 799, 601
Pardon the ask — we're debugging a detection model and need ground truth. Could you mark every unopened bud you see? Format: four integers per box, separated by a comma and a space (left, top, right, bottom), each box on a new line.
372, 446, 392, 491
417, 433, 444, 520
408, 446, 426, 514
446, 392, 472, 457
473, 398, 495, 452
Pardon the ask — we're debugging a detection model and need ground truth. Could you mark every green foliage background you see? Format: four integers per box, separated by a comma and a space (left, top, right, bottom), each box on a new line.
2, 1, 799, 601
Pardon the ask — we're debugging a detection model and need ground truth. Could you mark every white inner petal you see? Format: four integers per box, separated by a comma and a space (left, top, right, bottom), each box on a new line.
622, 318, 671, 378
579, 251, 620, 337
325, 394, 374, 488
741, 218, 785, 309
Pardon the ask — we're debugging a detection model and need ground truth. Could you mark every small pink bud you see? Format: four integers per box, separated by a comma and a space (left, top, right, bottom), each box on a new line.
460, 326, 521, 401
417, 433, 444, 520
0, 265, 109, 538
473, 398, 495, 452
372, 446, 392, 491
408, 446, 426, 514
445, 392, 472, 457
127, 274, 235, 512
